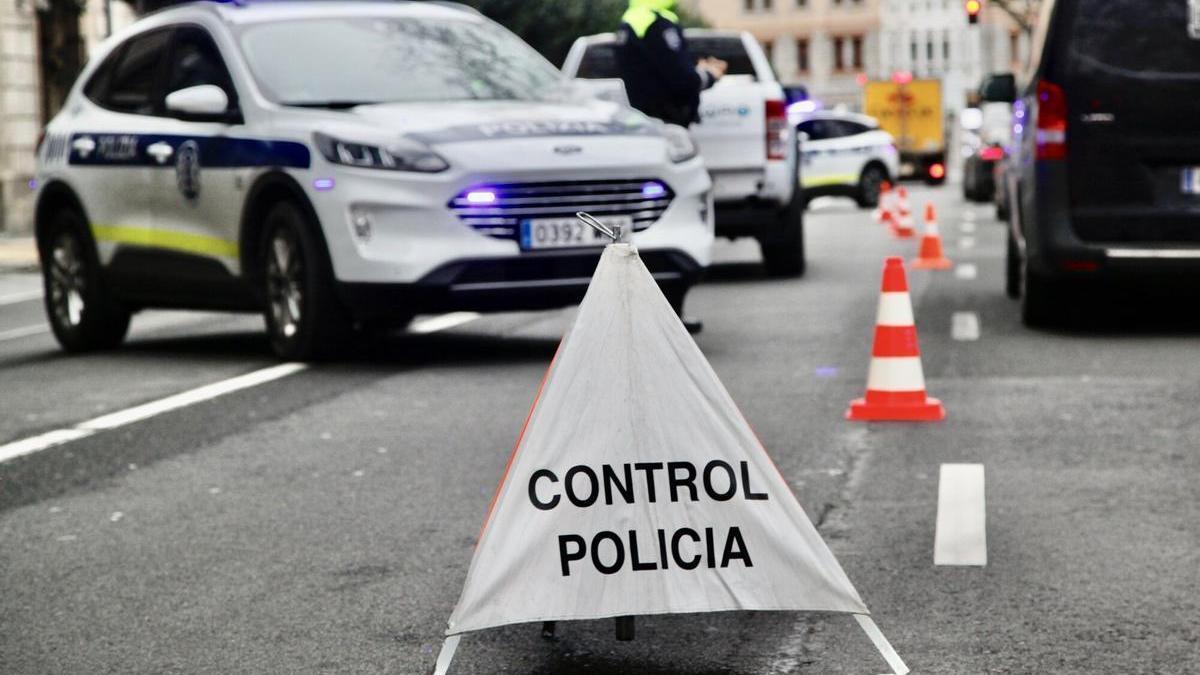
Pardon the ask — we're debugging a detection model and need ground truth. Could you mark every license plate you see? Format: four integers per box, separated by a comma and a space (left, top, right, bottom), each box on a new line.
1182, 167, 1200, 194
519, 216, 631, 250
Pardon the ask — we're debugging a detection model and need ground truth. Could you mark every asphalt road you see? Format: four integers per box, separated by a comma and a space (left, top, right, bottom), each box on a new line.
1, 188, 1197, 674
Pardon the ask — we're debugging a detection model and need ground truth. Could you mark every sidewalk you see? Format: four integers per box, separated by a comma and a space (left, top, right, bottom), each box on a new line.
0, 236, 39, 272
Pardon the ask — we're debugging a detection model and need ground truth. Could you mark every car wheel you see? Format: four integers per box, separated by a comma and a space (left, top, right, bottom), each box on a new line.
41, 208, 131, 352
855, 164, 887, 208
1005, 229, 1020, 299
260, 201, 350, 360
759, 190, 806, 278
1020, 258, 1058, 328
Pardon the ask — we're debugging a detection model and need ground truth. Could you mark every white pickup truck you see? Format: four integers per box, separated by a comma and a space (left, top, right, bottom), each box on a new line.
564, 30, 804, 277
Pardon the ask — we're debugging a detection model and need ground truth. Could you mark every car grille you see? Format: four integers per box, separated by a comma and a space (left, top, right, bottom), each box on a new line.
449, 179, 674, 241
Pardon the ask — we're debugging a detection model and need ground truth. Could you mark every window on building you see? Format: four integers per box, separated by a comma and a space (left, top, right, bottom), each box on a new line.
797, 38, 809, 72
911, 40, 918, 63
796, 0, 807, 6
927, 40, 935, 62
851, 35, 863, 69
833, 36, 845, 70
943, 37, 951, 61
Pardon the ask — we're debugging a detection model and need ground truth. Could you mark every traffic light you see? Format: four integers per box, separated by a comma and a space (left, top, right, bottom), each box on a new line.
966, 0, 983, 24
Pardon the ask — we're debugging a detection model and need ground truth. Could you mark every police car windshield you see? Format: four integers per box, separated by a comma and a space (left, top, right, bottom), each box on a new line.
239, 16, 568, 105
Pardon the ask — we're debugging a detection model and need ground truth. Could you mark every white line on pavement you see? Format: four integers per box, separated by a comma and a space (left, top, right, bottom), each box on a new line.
934, 463, 987, 566
0, 429, 94, 464
0, 324, 48, 343
951, 312, 981, 341
963, 210, 976, 221
410, 311, 481, 334
960, 221, 976, 234
955, 263, 978, 280
0, 290, 42, 306
960, 236, 976, 251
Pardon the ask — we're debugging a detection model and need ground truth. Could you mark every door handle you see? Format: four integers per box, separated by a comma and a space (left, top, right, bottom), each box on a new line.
147, 142, 174, 164
72, 136, 96, 158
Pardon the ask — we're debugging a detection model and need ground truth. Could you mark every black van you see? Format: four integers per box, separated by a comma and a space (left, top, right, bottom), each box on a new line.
984, 0, 1200, 326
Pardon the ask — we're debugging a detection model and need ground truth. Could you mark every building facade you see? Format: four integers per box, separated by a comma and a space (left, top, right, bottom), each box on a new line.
691, 0, 1027, 113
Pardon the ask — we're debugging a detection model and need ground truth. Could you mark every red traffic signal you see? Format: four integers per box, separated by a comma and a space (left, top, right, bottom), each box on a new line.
966, 0, 982, 24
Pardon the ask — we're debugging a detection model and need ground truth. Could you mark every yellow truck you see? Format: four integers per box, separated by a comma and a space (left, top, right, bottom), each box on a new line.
863, 78, 946, 185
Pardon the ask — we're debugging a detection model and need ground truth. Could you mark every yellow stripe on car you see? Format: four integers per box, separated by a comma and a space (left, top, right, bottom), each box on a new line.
91, 225, 239, 259
801, 174, 859, 188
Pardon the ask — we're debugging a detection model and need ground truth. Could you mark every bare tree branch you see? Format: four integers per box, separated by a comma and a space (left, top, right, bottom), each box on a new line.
988, 0, 1040, 33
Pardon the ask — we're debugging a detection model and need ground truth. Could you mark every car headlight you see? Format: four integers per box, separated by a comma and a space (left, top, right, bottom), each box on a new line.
663, 124, 698, 163
313, 132, 449, 173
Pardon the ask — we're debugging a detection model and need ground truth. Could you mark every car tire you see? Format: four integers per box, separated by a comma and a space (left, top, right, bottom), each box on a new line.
1005, 229, 1020, 299
1020, 259, 1058, 328
259, 201, 351, 361
41, 207, 131, 352
855, 164, 887, 208
759, 190, 806, 278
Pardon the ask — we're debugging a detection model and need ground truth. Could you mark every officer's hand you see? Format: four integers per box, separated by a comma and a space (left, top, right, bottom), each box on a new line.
699, 57, 728, 80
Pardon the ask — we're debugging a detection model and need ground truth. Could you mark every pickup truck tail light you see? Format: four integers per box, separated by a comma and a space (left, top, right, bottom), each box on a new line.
1035, 79, 1067, 161
765, 99, 788, 161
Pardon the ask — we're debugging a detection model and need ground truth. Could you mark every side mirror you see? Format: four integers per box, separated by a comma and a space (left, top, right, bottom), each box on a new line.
165, 85, 233, 121
979, 73, 1017, 104
572, 78, 630, 106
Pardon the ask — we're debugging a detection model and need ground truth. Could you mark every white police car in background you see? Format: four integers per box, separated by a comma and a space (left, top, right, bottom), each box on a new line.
34, 0, 713, 360
792, 109, 898, 209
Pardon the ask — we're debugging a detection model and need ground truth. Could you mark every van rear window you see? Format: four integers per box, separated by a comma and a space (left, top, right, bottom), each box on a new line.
1068, 1, 1200, 77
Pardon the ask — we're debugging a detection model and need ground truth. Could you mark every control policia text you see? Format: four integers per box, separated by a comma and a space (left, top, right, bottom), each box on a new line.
526, 460, 770, 577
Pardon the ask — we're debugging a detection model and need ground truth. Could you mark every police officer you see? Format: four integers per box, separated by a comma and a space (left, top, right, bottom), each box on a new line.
616, 0, 727, 127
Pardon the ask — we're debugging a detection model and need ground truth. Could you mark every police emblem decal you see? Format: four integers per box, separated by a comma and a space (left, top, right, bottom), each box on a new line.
175, 140, 201, 200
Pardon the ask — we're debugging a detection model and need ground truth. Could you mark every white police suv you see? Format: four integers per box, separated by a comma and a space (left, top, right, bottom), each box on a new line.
793, 109, 898, 209
34, 0, 713, 359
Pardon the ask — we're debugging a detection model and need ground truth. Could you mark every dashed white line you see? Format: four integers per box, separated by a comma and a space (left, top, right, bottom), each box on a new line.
962, 210, 976, 221
410, 311, 481, 334
955, 263, 978, 280
960, 221, 976, 234
0, 324, 48, 343
960, 236, 976, 250
951, 312, 981, 341
934, 463, 987, 566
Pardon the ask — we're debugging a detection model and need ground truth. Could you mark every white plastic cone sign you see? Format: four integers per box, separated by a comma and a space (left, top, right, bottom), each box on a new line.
435, 244, 908, 674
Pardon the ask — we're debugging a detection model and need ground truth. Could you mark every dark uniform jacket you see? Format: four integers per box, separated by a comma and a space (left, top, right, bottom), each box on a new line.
615, 15, 714, 127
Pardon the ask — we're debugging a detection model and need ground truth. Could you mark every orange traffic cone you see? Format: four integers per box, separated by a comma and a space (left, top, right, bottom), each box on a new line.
873, 180, 893, 223
912, 203, 953, 270
847, 257, 945, 422
881, 209, 900, 236
892, 186, 915, 238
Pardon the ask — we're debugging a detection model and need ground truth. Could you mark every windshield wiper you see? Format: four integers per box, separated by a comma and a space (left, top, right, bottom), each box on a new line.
283, 101, 381, 110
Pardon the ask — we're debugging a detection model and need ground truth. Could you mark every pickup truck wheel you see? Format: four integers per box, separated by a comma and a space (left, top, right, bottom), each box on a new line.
260, 201, 351, 361
855, 164, 887, 208
759, 191, 806, 278
41, 208, 131, 352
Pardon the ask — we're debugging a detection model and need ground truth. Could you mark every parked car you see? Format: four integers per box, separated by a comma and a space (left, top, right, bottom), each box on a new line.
984, 0, 1200, 325
33, 0, 715, 359
564, 29, 805, 276
792, 110, 898, 208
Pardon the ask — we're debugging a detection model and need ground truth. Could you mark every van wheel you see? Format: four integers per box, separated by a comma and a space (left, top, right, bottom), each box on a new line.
855, 164, 887, 208
759, 191, 806, 278
1020, 260, 1058, 328
41, 208, 130, 352
1005, 230, 1020, 299
260, 201, 350, 360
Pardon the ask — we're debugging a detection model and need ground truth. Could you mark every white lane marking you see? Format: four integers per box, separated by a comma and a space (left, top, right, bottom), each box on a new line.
955, 263, 978, 280
951, 312, 981, 341
960, 221, 976, 234
0, 324, 48, 343
0, 310, 480, 463
0, 429, 94, 464
960, 236, 976, 251
934, 463, 987, 566
410, 311, 481, 334
78, 362, 308, 431
0, 290, 42, 306
963, 210, 976, 221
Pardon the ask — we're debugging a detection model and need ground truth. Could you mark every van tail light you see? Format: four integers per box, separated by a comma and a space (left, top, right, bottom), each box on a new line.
1036, 79, 1067, 161
765, 99, 788, 161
